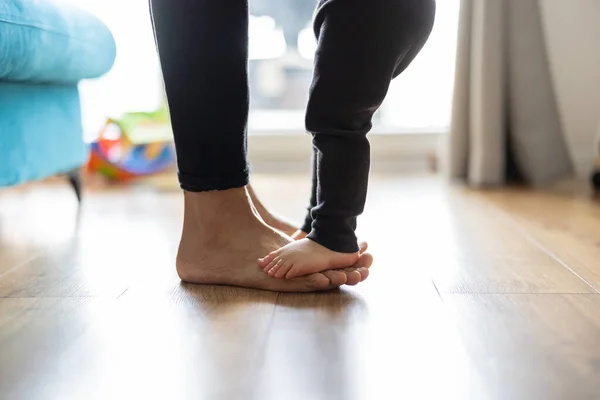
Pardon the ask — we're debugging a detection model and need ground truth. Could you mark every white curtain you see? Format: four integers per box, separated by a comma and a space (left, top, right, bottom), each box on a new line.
446, 0, 573, 186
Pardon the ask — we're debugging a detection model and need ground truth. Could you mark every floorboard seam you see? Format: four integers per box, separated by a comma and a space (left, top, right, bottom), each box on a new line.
0, 254, 42, 281
484, 202, 600, 294
248, 292, 279, 397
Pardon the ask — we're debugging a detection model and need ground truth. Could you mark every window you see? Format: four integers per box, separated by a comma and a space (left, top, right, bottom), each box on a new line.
71, 0, 459, 141
247, 0, 461, 133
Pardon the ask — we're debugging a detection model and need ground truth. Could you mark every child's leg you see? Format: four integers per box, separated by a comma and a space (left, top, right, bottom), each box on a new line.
299, 0, 436, 238
259, 0, 436, 279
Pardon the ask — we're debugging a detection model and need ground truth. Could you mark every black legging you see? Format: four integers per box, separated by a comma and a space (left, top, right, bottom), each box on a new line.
149, 0, 436, 253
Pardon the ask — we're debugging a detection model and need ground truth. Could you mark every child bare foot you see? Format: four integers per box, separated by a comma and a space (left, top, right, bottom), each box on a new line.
257, 238, 361, 279
177, 188, 371, 291
292, 230, 369, 254
248, 188, 369, 253
247, 186, 370, 257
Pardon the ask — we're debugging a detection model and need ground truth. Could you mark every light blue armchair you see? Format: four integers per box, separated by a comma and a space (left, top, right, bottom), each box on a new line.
0, 0, 116, 199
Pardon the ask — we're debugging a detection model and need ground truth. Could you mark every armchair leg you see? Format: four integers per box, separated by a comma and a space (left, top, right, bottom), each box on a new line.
67, 168, 83, 203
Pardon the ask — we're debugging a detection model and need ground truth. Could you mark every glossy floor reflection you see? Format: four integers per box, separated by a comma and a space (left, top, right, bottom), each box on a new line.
1, 174, 600, 399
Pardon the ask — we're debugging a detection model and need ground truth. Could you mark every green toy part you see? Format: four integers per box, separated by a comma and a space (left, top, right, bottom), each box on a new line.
112, 107, 172, 145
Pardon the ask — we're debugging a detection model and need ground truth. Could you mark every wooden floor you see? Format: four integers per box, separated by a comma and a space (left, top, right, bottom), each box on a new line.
1, 174, 600, 400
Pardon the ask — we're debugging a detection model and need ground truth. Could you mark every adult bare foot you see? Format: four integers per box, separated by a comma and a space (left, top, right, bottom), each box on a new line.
258, 238, 361, 280
247, 185, 298, 236
291, 230, 307, 240
176, 188, 371, 292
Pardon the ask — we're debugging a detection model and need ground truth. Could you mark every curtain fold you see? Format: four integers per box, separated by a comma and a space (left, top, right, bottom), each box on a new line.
446, 0, 573, 187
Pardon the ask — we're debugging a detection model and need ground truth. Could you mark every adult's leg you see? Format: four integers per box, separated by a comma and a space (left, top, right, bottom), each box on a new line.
150, 0, 248, 191
259, 0, 436, 279
149, 0, 371, 290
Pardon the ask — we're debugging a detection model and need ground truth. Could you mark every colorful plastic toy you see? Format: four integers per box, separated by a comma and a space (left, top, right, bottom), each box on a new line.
87, 108, 175, 181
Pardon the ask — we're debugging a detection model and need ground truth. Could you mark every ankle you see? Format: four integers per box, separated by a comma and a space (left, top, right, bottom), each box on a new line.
184, 186, 247, 203
184, 186, 253, 216
182, 188, 259, 235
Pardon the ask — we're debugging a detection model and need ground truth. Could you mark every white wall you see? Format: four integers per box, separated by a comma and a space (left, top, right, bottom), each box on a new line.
62, 0, 163, 142
540, 0, 600, 177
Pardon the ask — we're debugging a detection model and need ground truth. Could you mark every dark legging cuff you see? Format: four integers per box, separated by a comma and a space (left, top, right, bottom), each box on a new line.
178, 169, 249, 192
306, 229, 360, 253
300, 211, 313, 234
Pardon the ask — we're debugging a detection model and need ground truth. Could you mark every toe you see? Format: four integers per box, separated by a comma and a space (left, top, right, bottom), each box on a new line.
345, 270, 362, 286
284, 265, 302, 280
358, 267, 370, 282
359, 241, 368, 253
339, 265, 370, 283
265, 257, 281, 275
334, 253, 373, 285
275, 262, 292, 279
322, 270, 348, 287
258, 251, 278, 269
354, 252, 373, 269
267, 259, 285, 277
305, 273, 334, 290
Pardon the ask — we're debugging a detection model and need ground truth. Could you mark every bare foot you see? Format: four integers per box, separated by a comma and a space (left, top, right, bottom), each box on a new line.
291, 230, 307, 240
247, 185, 298, 236
176, 188, 371, 292
257, 238, 361, 280
291, 230, 369, 255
